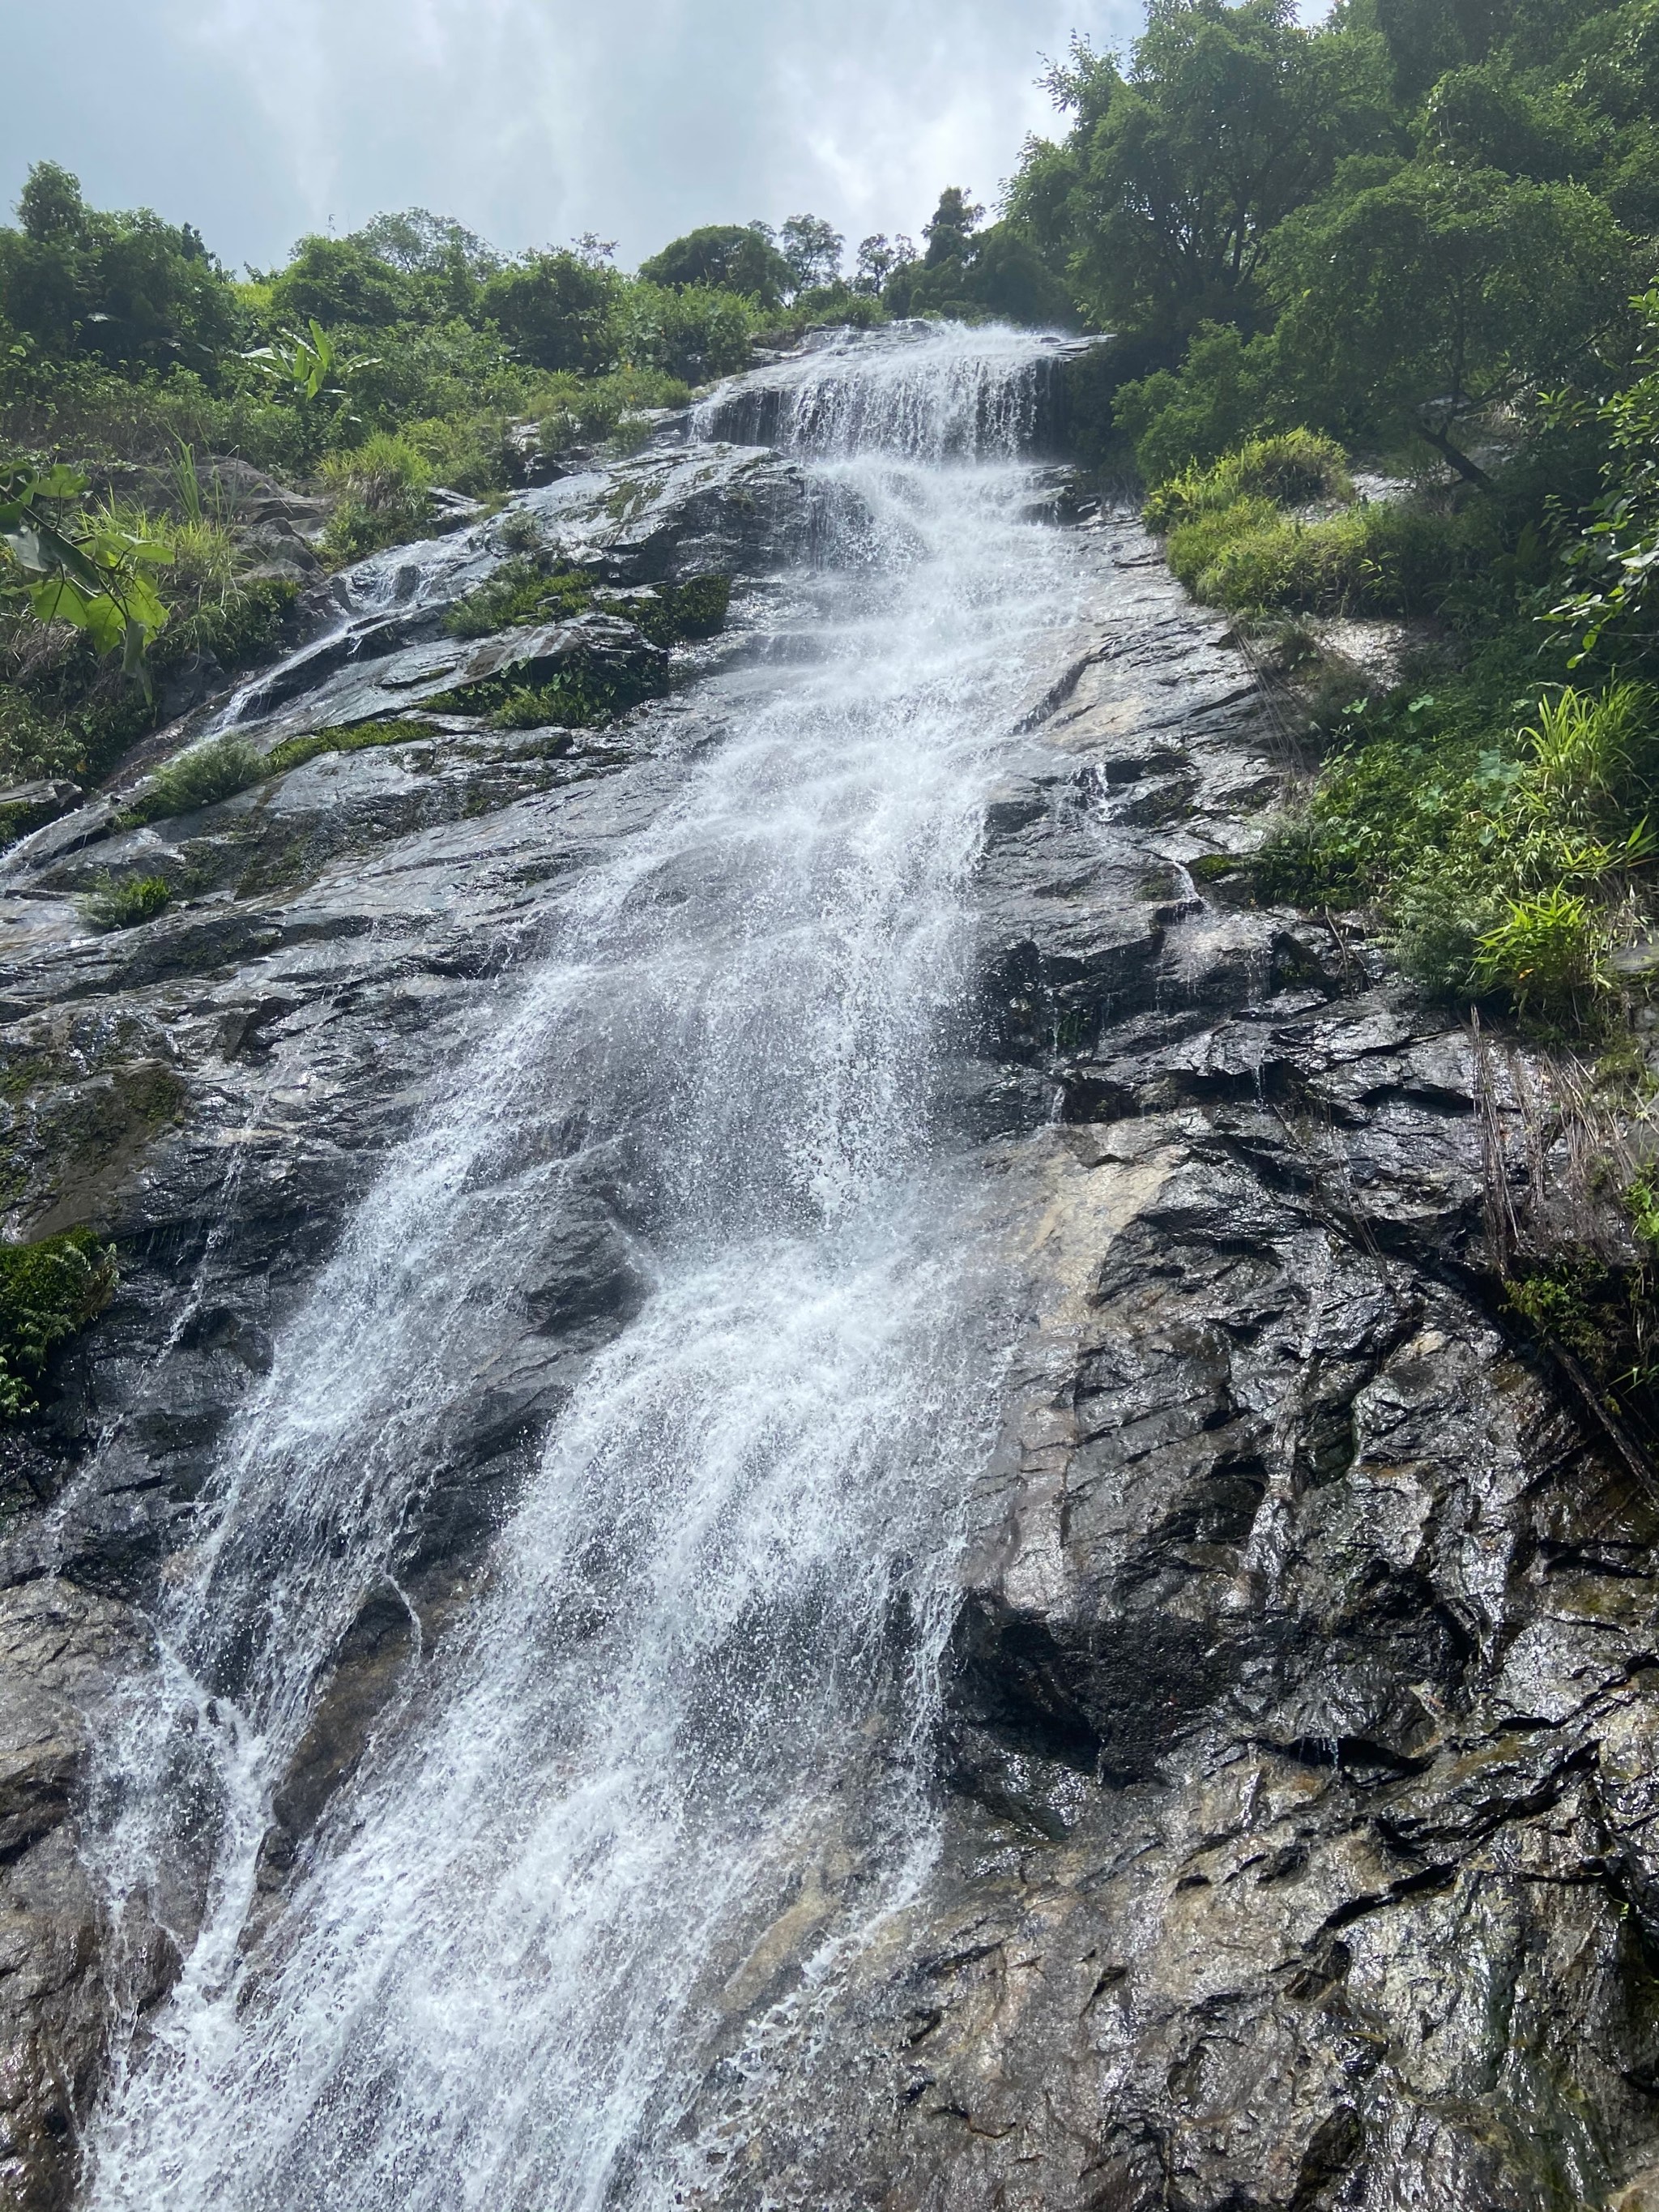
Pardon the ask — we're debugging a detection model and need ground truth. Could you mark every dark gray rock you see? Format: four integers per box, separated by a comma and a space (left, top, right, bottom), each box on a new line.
0, 1580, 151, 2212
666, 532, 1659, 2212
0, 429, 1648, 2212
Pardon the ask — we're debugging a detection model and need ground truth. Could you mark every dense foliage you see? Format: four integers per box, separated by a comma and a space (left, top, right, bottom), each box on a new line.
0, 173, 914, 796
995, 0, 1659, 1025
995, 0, 1659, 1416
12, 1, 1659, 1405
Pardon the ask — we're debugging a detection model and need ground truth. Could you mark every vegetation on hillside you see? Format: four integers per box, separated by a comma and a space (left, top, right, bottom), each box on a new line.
996, 2, 1659, 1023
12, 0, 1659, 1416
0, 174, 933, 804
995, 0, 1659, 1441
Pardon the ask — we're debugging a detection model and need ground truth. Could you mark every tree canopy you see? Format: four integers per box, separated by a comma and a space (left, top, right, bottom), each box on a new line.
635, 224, 795, 308
0, 162, 237, 373
1006, 5, 1394, 347
1004, 0, 1659, 473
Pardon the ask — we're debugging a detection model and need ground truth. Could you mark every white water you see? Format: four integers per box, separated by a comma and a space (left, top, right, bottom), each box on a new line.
83, 327, 1084, 2210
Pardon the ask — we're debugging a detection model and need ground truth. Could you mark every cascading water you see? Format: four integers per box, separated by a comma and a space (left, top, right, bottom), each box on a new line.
81, 326, 1089, 2210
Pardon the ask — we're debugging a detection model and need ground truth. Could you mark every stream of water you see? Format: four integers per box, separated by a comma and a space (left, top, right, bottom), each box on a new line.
82, 327, 1085, 2210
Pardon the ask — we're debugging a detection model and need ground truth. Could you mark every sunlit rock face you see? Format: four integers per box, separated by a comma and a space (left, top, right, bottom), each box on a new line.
0, 327, 1648, 2212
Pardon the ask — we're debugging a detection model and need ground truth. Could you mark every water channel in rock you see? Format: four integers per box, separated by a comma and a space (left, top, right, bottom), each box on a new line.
81, 326, 1090, 2210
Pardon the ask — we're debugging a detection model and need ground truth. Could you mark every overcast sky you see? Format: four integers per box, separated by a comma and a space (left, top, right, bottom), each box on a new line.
4, 0, 1162, 275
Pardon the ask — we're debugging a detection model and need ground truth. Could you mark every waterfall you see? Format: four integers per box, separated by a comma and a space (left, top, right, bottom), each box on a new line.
81, 325, 1085, 2210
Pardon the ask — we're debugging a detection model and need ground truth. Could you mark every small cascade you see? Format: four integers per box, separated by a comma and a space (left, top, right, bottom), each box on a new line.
696, 321, 1097, 456
80, 326, 1090, 2212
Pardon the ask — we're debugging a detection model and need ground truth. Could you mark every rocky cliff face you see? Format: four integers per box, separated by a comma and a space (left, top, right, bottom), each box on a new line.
0, 403, 1650, 2210
667, 536, 1659, 2212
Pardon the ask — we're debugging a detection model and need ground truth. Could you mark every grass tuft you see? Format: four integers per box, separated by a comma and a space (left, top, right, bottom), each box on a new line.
79, 873, 172, 932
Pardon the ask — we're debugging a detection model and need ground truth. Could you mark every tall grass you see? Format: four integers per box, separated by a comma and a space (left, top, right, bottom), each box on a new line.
1143, 429, 1352, 530
318, 433, 433, 563
1258, 677, 1659, 1026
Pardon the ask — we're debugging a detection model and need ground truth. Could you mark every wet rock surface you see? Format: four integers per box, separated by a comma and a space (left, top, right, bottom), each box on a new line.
0, 424, 1647, 2209
0, 434, 807, 2207
676, 536, 1659, 2210
0, 1581, 150, 2212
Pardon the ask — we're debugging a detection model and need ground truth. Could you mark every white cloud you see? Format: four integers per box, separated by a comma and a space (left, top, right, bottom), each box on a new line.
2, 0, 1140, 271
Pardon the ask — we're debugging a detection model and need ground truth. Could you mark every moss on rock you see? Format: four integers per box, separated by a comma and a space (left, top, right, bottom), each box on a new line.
0, 1228, 117, 1418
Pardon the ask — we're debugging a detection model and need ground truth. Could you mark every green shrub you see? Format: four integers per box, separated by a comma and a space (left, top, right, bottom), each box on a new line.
0, 688, 81, 788
0, 474, 300, 796
1509, 682, 1659, 836
79, 873, 172, 931
640, 574, 730, 643
1391, 869, 1500, 1001
614, 283, 759, 384
1240, 675, 1659, 1027
318, 432, 433, 563
1473, 885, 1610, 1021
486, 685, 568, 730
126, 735, 262, 822
1145, 429, 1353, 530
1115, 323, 1286, 485
168, 575, 298, 673
443, 561, 595, 640
0, 1228, 117, 1418
1629, 1171, 1659, 1252
1166, 502, 1309, 604
638, 225, 793, 308
534, 366, 692, 459
402, 411, 514, 496
1505, 1258, 1621, 1368
479, 251, 622, 375
1145, 430, 1477, 617
1166, 495, 1461, 616
430, 648, 670, 730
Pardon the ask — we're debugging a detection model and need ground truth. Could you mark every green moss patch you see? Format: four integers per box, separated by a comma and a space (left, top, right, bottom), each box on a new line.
0, 1228, 117, 1419
262, 718, 437, 775
442, 558, 731, 651
431, 654, 669, 732
123, 718, 438, 826
633, 574, 731, 646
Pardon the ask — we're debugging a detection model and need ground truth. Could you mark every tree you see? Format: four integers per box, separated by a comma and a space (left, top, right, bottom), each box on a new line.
348, 207, 499, 275
0, 161, 241, 374
1267, 158, 1636, 482
268, 235, 415, 330
16, 162, 87, 246
854, 234, 915, 294
1424, 63, 1597, 181
636, 224, 793, 309
1358, 0, 1515, 100
1006, 6, 1393, 347
1546, 288, 1659, 660
901, 221, 1075, 327
922, 187, 984, 267
339, 212, 493, 321
480, 250, 621, 374
778, 214, 843, 293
